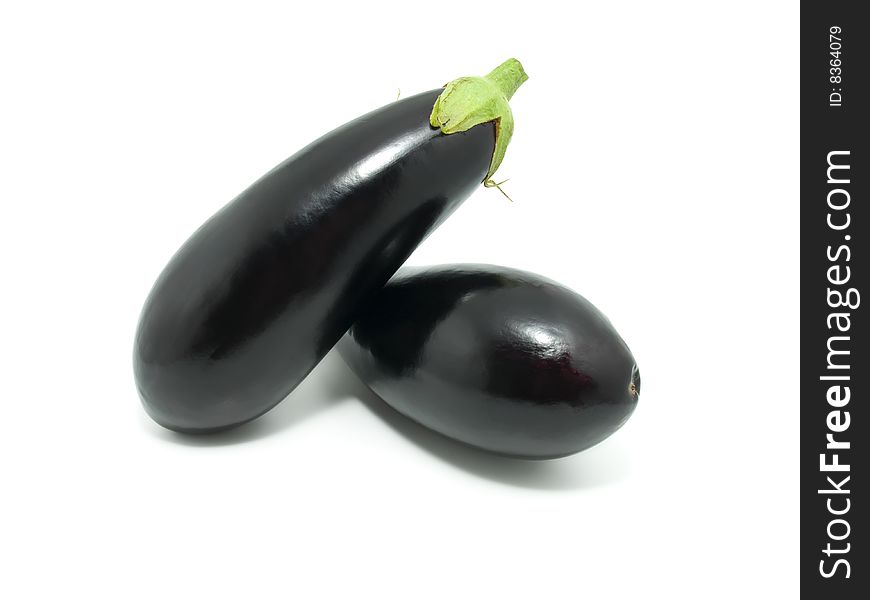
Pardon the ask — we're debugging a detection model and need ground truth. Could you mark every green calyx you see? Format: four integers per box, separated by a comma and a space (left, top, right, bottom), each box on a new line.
429, 58, 528, 187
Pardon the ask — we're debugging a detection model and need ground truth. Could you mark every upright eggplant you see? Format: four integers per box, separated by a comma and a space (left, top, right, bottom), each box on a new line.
134, 59, 528, 433
338, 265, 640, 459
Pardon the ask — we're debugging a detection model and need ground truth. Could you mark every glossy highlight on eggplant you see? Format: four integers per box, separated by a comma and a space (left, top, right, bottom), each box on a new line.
338, 265, 640, 459
134, 60, 527, 433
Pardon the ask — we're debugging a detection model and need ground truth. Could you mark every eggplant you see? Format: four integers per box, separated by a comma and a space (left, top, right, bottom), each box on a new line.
134, 60, 528, 433
338, 265, 640, 459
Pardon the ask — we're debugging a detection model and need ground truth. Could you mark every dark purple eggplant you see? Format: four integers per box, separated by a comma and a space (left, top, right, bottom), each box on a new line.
338, 265, 640, 459
134, 60, 528, 433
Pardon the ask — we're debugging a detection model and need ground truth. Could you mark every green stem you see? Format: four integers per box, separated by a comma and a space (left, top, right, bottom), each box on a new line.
429, 58, 528, 185
484, 58, 528, 101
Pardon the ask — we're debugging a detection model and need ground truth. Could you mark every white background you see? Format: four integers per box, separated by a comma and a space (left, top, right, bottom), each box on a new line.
0, 1, 799, 598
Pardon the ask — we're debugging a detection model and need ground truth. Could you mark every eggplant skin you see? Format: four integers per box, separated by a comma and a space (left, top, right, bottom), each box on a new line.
134, 90, 494, 433
338, 265, 640, 459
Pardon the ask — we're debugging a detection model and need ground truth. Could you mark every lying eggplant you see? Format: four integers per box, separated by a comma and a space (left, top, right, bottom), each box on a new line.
338, 265, 640, 459
134, 59, 528, 433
